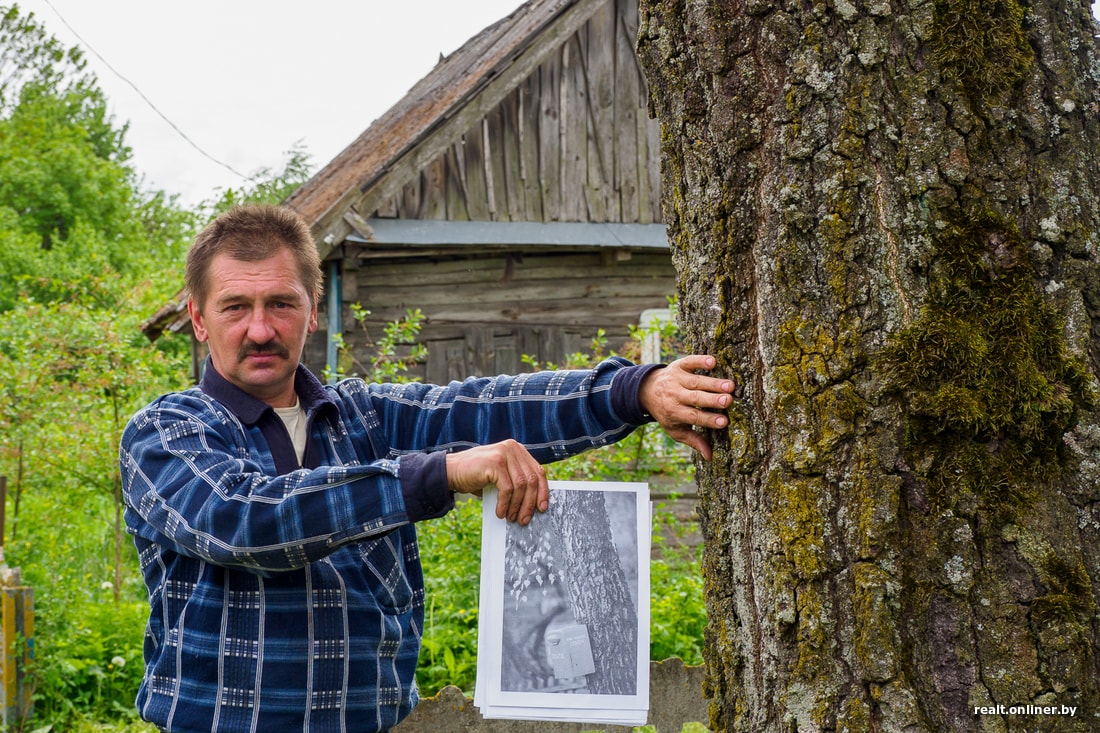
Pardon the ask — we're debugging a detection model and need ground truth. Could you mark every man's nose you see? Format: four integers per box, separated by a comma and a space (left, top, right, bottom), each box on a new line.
246, 307, 276, 342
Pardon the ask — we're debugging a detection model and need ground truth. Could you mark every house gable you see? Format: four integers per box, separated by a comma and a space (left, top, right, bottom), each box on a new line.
144, 0, 676, 381
293, 0, 674, 380
363, 0, 661, 228
286, 0, 662, 248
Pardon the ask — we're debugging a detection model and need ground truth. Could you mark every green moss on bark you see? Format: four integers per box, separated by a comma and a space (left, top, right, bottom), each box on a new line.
1010, 527, 1097, 626
1031, 553, 1094, 626
882, 211, 1095, 515
931, 0, 1034, 100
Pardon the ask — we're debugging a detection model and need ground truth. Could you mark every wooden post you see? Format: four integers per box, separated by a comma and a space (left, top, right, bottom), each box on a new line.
0, 580, 32, 726
0, 476, 33, 726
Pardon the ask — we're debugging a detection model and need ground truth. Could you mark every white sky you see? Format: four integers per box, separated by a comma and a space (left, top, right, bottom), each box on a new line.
12, 0, 524, 206
11, 2, 1100, 208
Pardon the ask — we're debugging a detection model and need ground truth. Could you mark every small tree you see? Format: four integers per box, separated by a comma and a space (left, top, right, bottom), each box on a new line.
0, 5, 97, 113
325, 304, 428, 384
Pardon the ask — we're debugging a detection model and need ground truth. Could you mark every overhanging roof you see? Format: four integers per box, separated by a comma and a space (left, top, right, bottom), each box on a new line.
284, 0, 610, 256
348, 219, 668, 249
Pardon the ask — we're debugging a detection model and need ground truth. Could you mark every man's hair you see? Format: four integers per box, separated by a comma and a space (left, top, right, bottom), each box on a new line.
186, 204, 324, 309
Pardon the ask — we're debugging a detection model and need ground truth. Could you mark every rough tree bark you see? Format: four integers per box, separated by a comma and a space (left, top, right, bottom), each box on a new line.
548, 490, 638, 694
638, 0, 1100, 731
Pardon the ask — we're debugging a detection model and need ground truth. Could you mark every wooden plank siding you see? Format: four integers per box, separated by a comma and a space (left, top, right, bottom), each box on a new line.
376, 0, 660, 226
286, 0, 677, 381
142, 1, 676, 384
303, 247, 674, 381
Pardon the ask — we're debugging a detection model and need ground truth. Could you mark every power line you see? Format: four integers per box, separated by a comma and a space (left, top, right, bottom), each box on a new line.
41, 0, 247, 180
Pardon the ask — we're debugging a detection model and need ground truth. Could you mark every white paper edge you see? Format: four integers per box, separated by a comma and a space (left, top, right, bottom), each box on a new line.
474, 480, 651, 718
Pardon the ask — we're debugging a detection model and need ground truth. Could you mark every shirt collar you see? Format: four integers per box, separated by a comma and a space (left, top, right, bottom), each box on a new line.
198, 356, 337, 425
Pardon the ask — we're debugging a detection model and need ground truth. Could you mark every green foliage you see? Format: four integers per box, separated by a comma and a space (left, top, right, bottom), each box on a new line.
881, 211, 1096, 512
200, 142, 313, 214
29, 595, 149, 725
416, 498, 483, 695
649, 504, 705, 666
324, 305, 428, 383
0, 84, 131, 243
0, 6, 195, 313
0, 5, 98, 113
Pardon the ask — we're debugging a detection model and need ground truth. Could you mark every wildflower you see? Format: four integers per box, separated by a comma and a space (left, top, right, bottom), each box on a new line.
101, 581, 114, 591
111, 656, 126, 668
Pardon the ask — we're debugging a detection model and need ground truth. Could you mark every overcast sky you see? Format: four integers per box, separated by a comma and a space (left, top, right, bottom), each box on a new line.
11, 2, 1100, 208
12, 0, 523, 206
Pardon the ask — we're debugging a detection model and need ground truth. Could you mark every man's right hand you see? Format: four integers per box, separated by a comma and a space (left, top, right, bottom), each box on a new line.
445, 440, 549, 526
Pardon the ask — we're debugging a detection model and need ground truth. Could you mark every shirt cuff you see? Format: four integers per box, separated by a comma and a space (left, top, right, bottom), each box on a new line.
610, 363, 664, 425
399, 452, 455, 522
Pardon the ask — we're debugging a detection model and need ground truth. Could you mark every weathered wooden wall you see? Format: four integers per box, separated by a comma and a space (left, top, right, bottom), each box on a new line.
303, 246, 674, 381
299, 0, 674, 382
371, 0, 660, 227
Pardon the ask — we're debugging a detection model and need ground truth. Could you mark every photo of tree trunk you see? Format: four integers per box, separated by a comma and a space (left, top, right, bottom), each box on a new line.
476, 481, 650, 724
499, 487, 641, 696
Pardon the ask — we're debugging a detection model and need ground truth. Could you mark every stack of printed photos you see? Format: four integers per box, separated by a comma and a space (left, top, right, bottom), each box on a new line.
474, 481, 651, 726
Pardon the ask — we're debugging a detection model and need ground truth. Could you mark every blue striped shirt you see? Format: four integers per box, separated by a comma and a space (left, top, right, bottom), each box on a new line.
120, 357, 655, 732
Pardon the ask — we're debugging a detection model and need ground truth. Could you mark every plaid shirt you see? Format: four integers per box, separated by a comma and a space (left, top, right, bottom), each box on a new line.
120, 357, 654, 732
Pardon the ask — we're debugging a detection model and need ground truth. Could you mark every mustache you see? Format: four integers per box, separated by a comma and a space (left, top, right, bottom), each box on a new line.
238, 341, 290, 362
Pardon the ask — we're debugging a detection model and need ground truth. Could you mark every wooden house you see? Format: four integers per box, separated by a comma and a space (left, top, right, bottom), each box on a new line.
144, 0, 675, 382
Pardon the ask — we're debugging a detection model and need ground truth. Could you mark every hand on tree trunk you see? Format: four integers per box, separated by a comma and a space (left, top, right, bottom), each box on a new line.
638, 354, 735, 460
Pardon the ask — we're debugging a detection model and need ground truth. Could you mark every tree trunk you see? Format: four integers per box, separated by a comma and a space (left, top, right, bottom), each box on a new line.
638, 1, 1100, 731
548, 490, 638, 695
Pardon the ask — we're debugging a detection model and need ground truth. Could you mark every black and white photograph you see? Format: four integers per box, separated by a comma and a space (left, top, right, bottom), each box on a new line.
475, 481, 650, 724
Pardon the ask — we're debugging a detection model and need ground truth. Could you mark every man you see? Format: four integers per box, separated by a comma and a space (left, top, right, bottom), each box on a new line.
120, 204, 733, 732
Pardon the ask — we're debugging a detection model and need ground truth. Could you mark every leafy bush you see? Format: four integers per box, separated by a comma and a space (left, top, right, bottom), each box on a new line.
416, 498, 484, 695
29, 595, 148, 726
649, 503, 705, 666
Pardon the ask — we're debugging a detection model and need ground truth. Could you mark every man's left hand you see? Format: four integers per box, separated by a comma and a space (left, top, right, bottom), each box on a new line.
638, 355, 735, 460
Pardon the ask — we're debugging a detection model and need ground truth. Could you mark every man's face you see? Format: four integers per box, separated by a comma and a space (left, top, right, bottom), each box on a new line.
189, 248, 318, 407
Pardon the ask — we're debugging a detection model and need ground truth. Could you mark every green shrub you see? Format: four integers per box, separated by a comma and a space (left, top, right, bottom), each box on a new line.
649, 502, 705, 666
29, 593, 148, 726
416, 497, 484, 695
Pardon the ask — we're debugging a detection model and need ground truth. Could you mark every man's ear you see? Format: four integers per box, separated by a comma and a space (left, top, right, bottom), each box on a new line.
308, 300, 318, 334
188, 298, 209, 343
